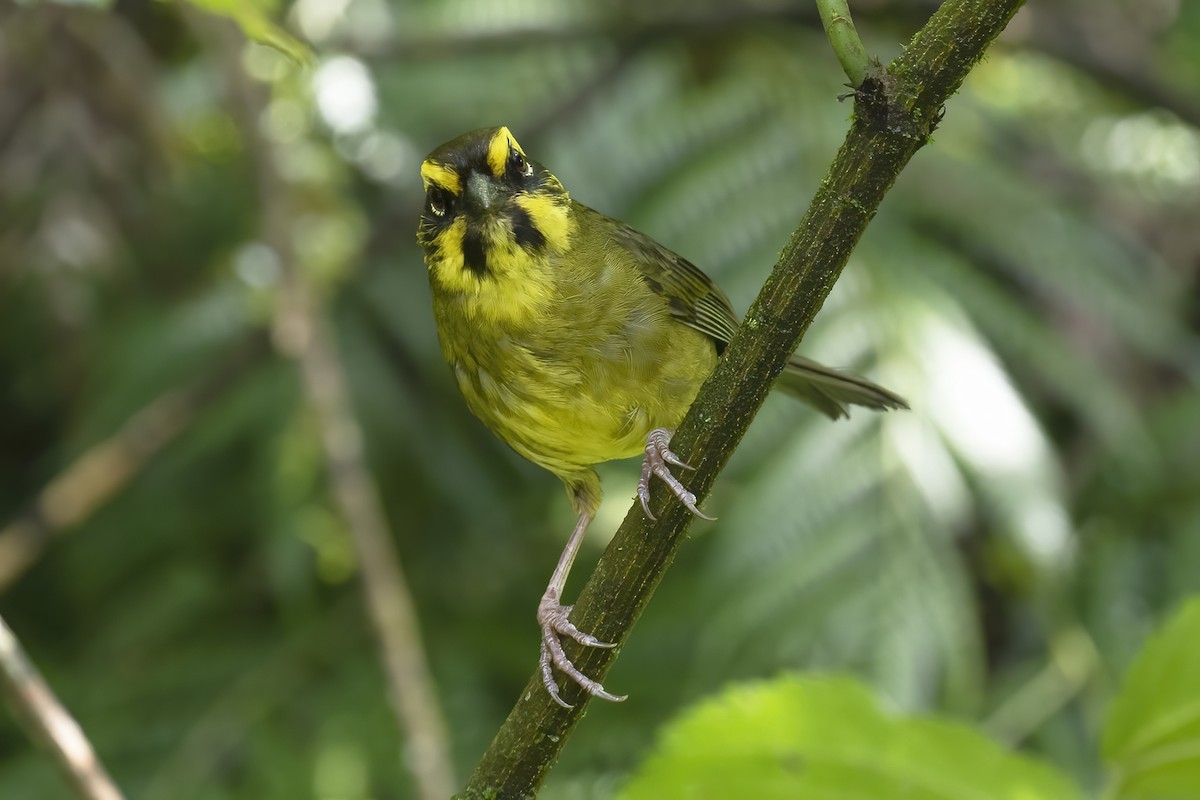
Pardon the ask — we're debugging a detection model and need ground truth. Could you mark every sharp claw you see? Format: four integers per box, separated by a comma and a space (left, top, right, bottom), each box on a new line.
639, 427, 713, 520
555, 614, 617, 649
639, 493, 656, 521
660, 449, 692, 470
638, 458, 656, 520
540, 643, 574, 708
544, 670, 574, 707
546, 629, 603, 695
539, 599, 623, 705
570, 631, 618, 649
544, 662, 574, 708
679, 493, 717, 521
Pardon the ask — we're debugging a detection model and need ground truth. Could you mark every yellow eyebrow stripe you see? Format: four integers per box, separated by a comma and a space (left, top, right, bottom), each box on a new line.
487, 126, 522, 179
421, 161, 461, 194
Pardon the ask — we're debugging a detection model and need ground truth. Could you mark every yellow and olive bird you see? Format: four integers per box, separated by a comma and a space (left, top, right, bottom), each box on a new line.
417, 126, 906, 707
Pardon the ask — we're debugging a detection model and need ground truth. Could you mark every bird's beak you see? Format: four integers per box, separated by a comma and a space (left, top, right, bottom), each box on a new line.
464, 171, 502, 214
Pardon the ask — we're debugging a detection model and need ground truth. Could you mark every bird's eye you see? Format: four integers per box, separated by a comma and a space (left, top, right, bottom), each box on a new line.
428, 187, 451, 218
508, 150, 533, 179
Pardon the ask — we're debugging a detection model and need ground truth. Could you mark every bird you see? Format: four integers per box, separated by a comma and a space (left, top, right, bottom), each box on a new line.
416, 126, 906, 707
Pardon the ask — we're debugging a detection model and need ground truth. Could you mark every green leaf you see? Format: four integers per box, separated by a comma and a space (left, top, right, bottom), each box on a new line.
1103, 598, 1200, 799
175, 0, 312, 66
621, 675, 1080, 800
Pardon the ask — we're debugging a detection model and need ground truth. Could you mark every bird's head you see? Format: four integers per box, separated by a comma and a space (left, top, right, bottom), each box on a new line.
417, 126, 573, 303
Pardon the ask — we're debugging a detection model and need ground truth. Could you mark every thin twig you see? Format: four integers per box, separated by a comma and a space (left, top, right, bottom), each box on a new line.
275, 252, 457, 800
189, 11, 456, 799
0, 613, 125, 800
983, 627, 1100, 746
816, 0, 870, 87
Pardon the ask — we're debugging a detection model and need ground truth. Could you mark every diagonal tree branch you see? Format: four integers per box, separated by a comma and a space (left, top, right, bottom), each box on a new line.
187, 12, 457, 799
0, 613, 125, 800
460, 0, 1026, 796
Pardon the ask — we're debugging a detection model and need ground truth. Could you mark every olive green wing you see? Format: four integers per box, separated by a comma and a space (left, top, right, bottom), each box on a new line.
600, 210, 741, 349
588, 204, 909, 419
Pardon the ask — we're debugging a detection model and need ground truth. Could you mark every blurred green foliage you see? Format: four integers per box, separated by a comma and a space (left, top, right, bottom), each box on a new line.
187, 0, 312, 65
623, 675, 1082, 800
1103, 598, 1200, 799
625, 598, 1200, 799
1, 0, 1198, 798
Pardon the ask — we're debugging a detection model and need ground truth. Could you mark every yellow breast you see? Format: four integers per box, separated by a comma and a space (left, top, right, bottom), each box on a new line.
431, 235, 717, 479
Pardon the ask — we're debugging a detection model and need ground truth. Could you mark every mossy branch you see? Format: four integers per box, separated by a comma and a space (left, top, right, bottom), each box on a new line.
461, 0, 1025, 796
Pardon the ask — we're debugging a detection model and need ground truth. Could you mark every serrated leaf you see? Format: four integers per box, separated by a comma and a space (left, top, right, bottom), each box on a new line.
1103, 598, 1200, 799
622, 675, 1080, 800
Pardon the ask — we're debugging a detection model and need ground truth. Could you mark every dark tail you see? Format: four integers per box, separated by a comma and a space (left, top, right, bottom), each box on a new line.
775, 355, 909, 420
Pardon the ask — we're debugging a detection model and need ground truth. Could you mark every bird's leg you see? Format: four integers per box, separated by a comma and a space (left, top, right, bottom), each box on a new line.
537, 510, 627, 708
638, 427, 716, 521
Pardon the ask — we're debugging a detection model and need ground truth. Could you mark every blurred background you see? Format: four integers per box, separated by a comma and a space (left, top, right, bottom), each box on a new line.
1, 0, 1198, 797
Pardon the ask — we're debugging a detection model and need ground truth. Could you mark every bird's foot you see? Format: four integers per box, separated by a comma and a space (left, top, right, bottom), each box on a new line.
637, 427, 715, 521
537, 591, 626, 708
